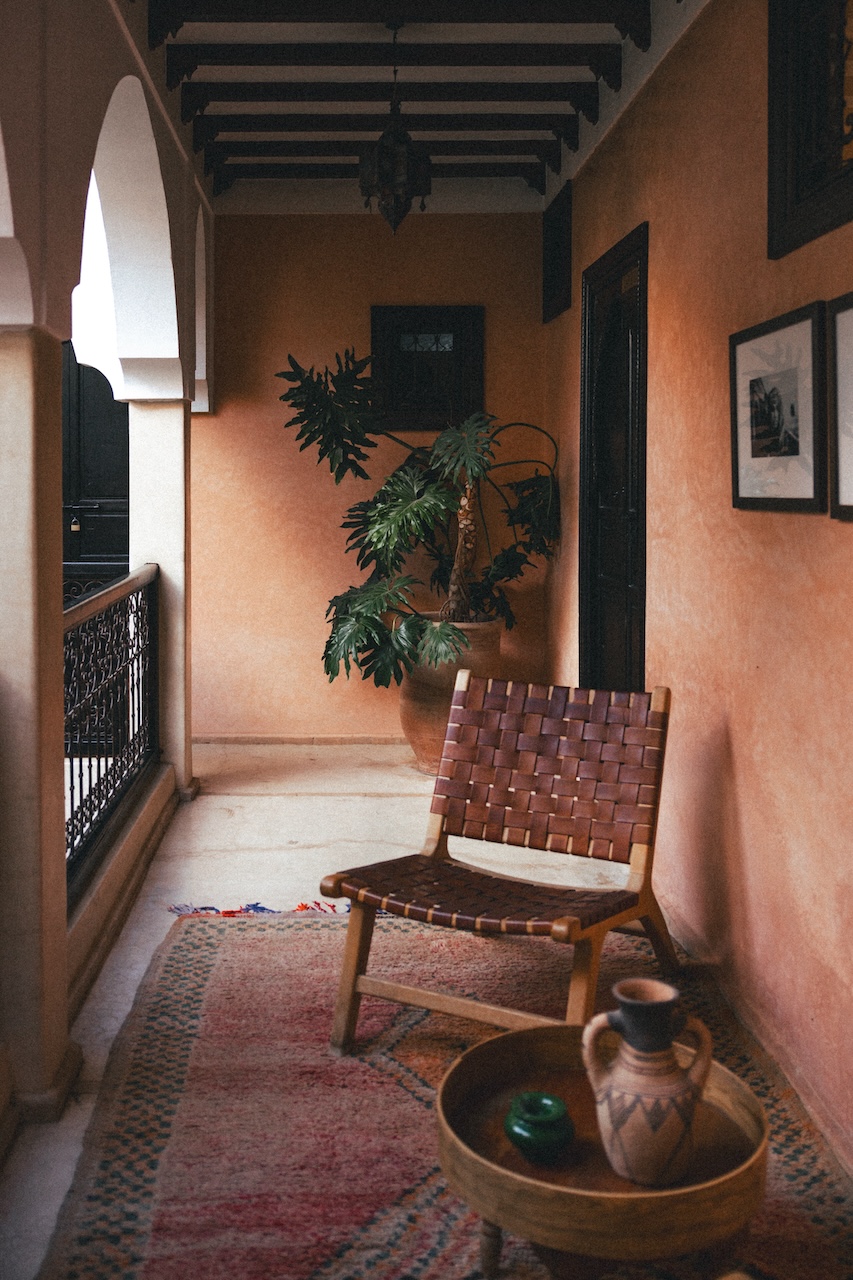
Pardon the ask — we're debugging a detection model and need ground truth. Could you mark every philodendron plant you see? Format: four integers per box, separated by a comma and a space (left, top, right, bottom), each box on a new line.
277, 349, 560, 688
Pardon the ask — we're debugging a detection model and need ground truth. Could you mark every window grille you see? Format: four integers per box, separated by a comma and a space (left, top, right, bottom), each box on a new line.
371, 305, 484, 431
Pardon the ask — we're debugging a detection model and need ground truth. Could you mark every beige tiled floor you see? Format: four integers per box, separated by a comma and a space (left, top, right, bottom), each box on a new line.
0, 743, 630, 1280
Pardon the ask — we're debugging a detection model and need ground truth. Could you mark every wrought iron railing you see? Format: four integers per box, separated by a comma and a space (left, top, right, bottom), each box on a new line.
64, 564, 160, 901
62, 568, 127, 609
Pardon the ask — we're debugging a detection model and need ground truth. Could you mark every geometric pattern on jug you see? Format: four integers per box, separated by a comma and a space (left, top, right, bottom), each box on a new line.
605, 1087, 700, 1136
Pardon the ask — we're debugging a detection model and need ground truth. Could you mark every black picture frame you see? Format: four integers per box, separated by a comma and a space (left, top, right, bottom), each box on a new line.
828, 290, 853, 519
542, 181, 572, 323
370, 304, 484, 432
768, 0, 853, 259
729, 302, 827, 511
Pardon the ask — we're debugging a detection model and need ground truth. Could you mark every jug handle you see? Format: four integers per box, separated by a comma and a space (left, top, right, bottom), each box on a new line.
581, 1011, 614, 1094
680, 1015, 714, 1092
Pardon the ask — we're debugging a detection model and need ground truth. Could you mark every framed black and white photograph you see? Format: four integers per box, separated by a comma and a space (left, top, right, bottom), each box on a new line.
729, 302, 826, 511
828, 291, 853, 520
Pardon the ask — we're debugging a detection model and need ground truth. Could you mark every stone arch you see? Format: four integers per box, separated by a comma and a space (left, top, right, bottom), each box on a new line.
0, 118, 34, 324
69, 75, 194, 794
90, 76, 183, 400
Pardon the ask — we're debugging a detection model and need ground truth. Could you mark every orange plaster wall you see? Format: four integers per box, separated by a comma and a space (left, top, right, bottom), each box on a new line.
192, 212, 547, 742
546, 0, 853, 1169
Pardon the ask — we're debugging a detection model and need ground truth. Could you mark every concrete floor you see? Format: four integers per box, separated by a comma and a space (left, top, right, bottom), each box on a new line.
0, 742, 630, 1280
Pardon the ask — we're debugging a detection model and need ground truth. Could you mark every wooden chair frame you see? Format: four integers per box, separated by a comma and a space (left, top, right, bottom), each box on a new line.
321, 672, 678, 1054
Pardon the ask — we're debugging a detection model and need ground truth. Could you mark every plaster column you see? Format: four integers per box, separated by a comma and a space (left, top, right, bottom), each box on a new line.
128, 399, 196, 796
0, 328, 82, 1118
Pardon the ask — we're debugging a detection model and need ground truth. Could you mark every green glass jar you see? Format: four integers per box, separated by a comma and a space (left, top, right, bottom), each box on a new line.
504, 1091, 575, 1166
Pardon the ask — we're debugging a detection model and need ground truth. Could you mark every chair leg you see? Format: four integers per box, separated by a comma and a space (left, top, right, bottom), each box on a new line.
639, 896, 680, 978
564, 935, 604, 1025
329, 901, 377, 1055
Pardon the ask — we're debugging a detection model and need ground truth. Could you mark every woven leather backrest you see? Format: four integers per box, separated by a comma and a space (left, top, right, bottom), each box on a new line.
430, 674, 669, 863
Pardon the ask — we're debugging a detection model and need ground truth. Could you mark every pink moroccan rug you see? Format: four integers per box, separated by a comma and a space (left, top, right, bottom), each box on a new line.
38, 916, 852, 1279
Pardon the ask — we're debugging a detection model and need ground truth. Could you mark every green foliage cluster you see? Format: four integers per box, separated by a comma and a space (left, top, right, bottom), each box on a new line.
277, 350, 560, 687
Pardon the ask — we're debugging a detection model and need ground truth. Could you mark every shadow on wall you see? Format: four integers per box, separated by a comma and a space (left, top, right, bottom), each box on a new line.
675, 716, 749, 972
497, 573, 550, 685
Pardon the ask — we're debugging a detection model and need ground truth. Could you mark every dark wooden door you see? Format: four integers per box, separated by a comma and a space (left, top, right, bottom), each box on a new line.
62, 341, 129, 605
579, 224, 648, 691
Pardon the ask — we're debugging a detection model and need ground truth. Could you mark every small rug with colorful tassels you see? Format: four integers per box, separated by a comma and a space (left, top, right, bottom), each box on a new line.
38, 915, 852, 1280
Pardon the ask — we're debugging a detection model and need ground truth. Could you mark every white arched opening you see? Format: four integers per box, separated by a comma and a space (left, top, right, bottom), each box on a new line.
71, 172, 123, 394
0, 74, 193, 1133
91, 76, 183, 400
0, 120, 34, 324
192, 206, 210, 412
75, 74, 194, 794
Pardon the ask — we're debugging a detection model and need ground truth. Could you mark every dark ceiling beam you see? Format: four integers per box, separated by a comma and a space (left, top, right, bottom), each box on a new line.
149, 1, 650, 50
193, 110, 580, 149
181, 79, 599, 124
166, 41, 622, 91
410, 160, 549, 192
204, 136, 562, 173
213, 162, 356, 193
210, 158, 547, 197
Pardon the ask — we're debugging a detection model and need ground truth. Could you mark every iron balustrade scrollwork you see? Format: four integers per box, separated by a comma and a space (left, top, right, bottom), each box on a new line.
62, 573, 126, 609
63, 564, 160, 900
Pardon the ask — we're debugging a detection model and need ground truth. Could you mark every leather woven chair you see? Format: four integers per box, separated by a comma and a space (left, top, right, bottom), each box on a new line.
321, 670, 678, 1053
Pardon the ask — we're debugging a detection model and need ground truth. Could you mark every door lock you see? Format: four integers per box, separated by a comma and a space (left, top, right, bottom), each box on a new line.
70, 515, 81, 533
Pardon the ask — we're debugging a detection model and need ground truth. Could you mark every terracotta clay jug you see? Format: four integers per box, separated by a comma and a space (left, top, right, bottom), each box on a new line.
581, 977, 713, 1187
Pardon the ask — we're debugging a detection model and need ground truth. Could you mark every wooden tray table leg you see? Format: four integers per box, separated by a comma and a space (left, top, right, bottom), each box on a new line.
480, 1220, 502, 1278
531, 1244, 612, 1278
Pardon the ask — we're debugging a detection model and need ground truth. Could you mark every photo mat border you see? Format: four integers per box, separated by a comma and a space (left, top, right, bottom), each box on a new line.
729, 301, 827, 512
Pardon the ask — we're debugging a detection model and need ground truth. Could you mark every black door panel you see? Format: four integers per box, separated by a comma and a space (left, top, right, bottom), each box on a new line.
62, 342, 129, 605
580, 225, 648, 692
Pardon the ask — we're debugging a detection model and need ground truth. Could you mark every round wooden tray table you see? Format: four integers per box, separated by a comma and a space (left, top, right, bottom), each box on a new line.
437, 1024, 768, 1279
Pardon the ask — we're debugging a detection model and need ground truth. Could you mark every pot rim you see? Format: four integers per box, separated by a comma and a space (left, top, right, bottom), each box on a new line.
419, 610, 505, 632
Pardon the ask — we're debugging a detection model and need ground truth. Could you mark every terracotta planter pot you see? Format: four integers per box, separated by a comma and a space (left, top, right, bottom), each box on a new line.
399, 616, 503, 774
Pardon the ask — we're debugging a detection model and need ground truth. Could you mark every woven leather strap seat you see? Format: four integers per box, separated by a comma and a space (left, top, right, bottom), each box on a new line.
335, 854, 639, 936
321, 671, 678, 1052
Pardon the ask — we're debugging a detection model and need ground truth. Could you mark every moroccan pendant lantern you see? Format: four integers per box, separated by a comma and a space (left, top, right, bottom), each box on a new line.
359, 24, 431, 232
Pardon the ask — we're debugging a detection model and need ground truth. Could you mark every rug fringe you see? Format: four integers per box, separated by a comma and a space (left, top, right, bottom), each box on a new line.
167, 900, 348, 917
